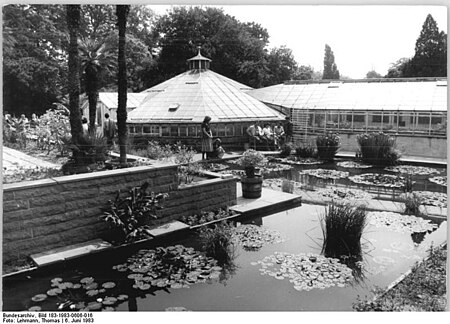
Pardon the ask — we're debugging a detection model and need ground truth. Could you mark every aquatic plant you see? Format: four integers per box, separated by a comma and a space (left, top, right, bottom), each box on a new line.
402, 192, 424, 216
252, 252, 353, 291
356, 132, 400, 166
320, 203, 368, 260
428, 176, 447, 187
294, 144, 317, 158
279, 142, 295, 158
367, 211, 438, 234
316, 132, 340, 161
233, 224, 285, 251
197, 221, 236, 265
336, 161, 372, 169
386, 165, 440, 176
100, 182, 168, 244
349, 173, 405, 188
301, 168, 349, 180
180, 208, 238, 227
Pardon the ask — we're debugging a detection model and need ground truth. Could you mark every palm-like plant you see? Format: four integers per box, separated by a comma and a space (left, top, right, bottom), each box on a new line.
79, 37, 116, 133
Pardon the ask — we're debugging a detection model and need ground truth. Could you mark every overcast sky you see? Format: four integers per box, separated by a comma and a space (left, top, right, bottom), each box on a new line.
148, 4, 447, 79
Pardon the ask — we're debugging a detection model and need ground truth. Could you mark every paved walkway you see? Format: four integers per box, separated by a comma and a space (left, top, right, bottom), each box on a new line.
2, 146, 60, 170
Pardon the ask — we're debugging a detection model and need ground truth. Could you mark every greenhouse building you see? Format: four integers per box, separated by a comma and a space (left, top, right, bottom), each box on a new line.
247, 78, 447, 159
126, 50, 285, 149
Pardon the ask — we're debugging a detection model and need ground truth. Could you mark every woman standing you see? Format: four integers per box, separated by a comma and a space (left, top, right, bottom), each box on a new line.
201, 116, 213, 160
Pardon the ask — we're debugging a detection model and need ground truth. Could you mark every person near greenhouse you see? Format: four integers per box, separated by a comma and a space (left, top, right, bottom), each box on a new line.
285, 116, 293, 143
201, 115, 213, 160
261, 123, 274, 150
82, 117, 89, 136
30, 113, 39, 128
103, 113, 117, 146
246, 122, 262, 149
273, 122, 285, 149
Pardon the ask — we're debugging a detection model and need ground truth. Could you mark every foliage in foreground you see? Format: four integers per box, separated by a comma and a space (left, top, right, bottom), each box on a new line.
353, 245, 447, 311
320, 203, 368, 260
357, 132, 400, 166
100, 182, 168, 244
197, 221, 236, 265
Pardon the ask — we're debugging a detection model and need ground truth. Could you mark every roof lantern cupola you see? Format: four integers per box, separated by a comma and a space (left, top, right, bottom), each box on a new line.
187, 46, 211, 71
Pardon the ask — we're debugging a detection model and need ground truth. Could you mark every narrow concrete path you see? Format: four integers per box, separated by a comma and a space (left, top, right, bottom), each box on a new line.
2, 146, 60, 169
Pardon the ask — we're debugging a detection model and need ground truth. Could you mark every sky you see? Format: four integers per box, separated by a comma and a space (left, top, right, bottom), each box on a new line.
148, 4, 447, 79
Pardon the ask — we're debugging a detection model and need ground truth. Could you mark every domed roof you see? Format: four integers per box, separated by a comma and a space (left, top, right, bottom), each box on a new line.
128, 60, 285, 123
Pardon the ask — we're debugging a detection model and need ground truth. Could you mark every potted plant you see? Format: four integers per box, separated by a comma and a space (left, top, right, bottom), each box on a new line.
237, 149, 267, 198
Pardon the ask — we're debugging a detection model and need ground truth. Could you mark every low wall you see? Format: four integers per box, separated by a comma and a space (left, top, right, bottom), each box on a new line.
2, 164, 237, 263
297, 132, 447, 159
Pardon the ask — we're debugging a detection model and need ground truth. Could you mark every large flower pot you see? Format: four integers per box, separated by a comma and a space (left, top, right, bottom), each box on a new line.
241, 175, 263, 198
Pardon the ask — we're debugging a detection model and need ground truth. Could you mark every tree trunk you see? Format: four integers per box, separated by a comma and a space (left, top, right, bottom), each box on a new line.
86, 67, 99, 134
116, 5, 129, 167
66, 5, 82, 143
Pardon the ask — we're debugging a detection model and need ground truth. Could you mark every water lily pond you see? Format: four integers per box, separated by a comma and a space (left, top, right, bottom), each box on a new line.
3, 203, 446, 311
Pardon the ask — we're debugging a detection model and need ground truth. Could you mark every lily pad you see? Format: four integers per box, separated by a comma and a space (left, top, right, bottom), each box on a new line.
28, 306, 42, 311
429, 176, 447, 187
337, 161, 372, 169
58, 282, 73, 290
80, 277, 95, 284
84, 282, 98, 290
385, 165, 440, 175
102, 282, 116, 289
47, 288, 62, 296
165, 306, 190, 311
349, 173, 405, 188
31, 294, 47, 302
102, 297, 118, 305
117, 294, 128, 301
86, 302, 102, 311
86, 289, 99, 297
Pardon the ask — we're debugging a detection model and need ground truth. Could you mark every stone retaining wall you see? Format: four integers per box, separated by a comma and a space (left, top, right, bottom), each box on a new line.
2, 164, 237, 263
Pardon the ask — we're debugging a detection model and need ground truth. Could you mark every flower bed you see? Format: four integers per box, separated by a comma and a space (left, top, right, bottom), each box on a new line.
349, 173, 405, 188
301, 168, 349, 180
429, 176, 447, 187
385, 165, 440, 176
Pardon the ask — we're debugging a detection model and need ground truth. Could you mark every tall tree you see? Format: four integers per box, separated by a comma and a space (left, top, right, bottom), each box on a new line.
66, 5, 83, 142
116, 5, 130, 166
266, 46, 299, 84
3, 5, 67, 116
150, 6, 274, 88
322, 44, 340, 80
78, 38, 116, 132
406, 14, 447, 77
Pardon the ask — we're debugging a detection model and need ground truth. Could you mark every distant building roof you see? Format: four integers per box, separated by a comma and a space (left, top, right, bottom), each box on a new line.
247, 78, 447, 112
128, 69, 285, 123
97, 92, 149, 109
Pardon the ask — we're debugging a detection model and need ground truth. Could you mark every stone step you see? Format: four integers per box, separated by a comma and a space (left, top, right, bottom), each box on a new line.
30, 239, 112, 267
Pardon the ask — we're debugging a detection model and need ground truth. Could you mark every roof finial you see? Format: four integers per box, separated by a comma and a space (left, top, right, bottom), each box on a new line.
197, 45, 202, 55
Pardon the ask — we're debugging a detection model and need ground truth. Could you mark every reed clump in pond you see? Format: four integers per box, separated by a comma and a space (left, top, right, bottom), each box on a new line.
198, 221, 236, 265
356, 132, 400, 166
320, 203, 368, 260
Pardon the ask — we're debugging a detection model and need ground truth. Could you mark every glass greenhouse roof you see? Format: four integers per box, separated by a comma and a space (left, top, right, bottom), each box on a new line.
128, 70, 284, 123
247, 79, 447, 112
98, 92, 149, 109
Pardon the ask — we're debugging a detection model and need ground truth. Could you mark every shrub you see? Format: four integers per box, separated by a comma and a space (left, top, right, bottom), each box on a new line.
174, 145, 196, 164
320, 203, 367, 260
146, 140, 173, 160
356, 132, 400, 166
197, 221, 235, 264
61, 133, 108, 174
316, 132, 340, 161
295, 144, 318, 158
100, 182, 168, 244
178, 162, 203, 184
279, 142, 295, 158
